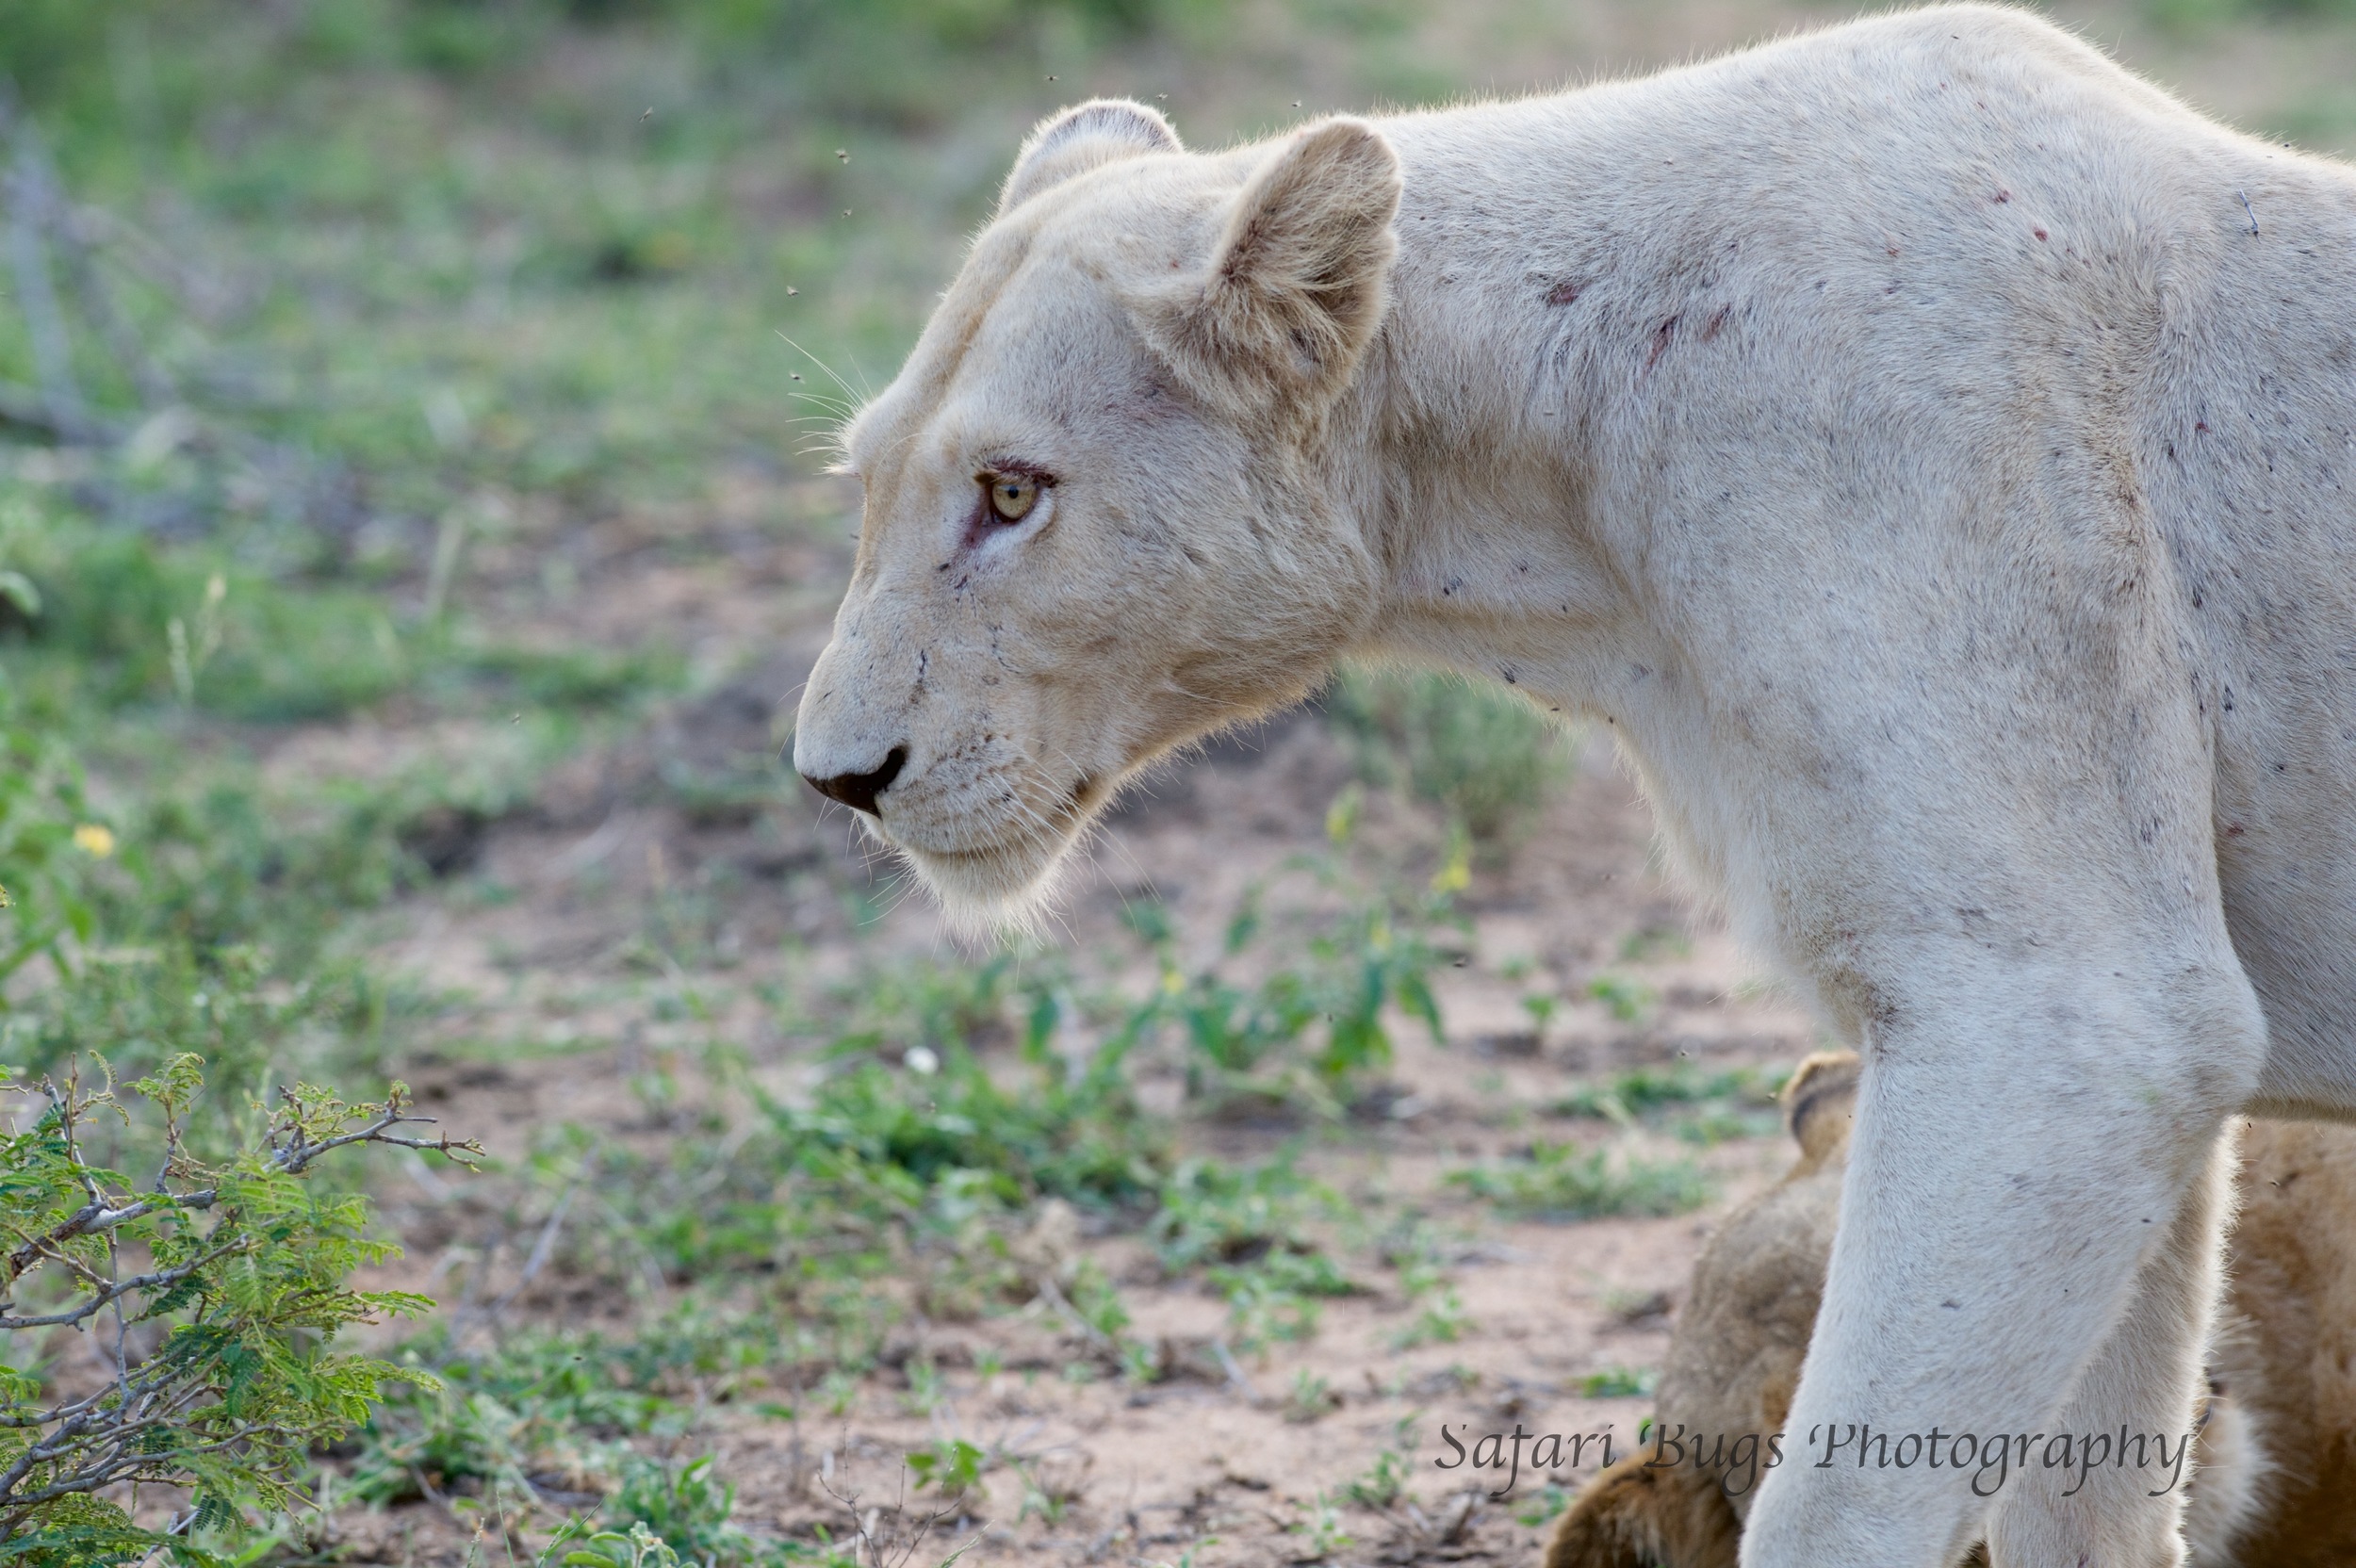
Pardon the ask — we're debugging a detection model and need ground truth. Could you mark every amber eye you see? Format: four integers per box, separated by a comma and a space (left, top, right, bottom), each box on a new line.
985, 473, 1039, 523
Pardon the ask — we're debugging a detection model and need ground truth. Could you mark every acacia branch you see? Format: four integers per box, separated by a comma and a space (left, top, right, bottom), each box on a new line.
1, 1056, 479, 1540
3, 1092, 477, 1289
0, 1418, 267, 1520
0, 1235, 248, 1331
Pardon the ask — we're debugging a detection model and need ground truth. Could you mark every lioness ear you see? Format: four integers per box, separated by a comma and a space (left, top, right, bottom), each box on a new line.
1138, 117, 1400, 411
1783, 1051, 1862, 1168
1000, 99, 1182, 217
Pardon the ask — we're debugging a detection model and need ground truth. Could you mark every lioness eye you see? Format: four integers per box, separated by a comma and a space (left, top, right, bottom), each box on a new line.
986, 474, 1038, 523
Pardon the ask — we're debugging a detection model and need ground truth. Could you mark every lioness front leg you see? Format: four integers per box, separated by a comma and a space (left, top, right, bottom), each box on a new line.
1736, 961, 2262, 1568
1980, 1127, 2238, 1566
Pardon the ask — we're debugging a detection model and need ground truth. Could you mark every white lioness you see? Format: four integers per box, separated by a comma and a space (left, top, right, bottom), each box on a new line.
793, 5, 2356, 1561
1546, 1054, 2356, 1568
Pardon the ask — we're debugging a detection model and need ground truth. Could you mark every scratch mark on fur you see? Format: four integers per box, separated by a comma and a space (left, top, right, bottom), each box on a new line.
1645, 316, 1680, 372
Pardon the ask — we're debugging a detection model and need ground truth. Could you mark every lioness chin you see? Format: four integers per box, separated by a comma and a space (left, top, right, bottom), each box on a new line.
794, 4, 2356, 1560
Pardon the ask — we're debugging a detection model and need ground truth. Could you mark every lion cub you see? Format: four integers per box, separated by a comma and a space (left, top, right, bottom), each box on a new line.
1546, 1054, 2356, 1568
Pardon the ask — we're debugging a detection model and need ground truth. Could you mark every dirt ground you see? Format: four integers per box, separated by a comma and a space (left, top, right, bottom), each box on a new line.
262, 476, 1830, 1568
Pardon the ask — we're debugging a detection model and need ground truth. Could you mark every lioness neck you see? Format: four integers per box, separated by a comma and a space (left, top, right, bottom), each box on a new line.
1331, 102, 1675, 742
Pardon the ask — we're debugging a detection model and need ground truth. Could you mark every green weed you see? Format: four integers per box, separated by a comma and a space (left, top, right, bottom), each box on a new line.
1548, 1064, 1788, 1146
1121, 887, 1448, 1116
0, 681, 98, 991
1583, 972, 1657, 1025
1153, 1156, 1361, 1348
1577, 1366, 1659, 1399
1344, 1447, 1408, 1510
1393, 1285, 1470, 1350
1381, 1217, 1473, 1348
348, 1331, 687, 1510
905, 1439, 986, 1497
603, 1454, 761, 1564
1324, 665, 1572, 843
1153, 1155, 1339, 1269
1446, 1141, 1712, 1223
1284, 1369, 1336, 1423
1291, 1491, 1353, 1560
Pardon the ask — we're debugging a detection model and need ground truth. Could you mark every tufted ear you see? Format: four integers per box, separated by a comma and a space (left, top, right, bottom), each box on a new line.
1541, 1455, 1742, 1568
1136, 117, 1400, 414
1782, 1051, 1862, 1168
999, 99, 1182, 217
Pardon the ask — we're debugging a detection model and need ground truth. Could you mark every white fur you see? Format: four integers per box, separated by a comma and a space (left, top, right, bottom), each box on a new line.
794, 7, 2356, 1560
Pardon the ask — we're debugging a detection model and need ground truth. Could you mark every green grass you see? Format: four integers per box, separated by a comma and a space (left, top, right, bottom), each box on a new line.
1446, 1140, 1712, 1223
1323, 665, 1572, 845
0, 492, 682, 726
1577, 1365, 1659, 1399
1153, 1154, 1364, 1346
1547, 1063, 1790, 1146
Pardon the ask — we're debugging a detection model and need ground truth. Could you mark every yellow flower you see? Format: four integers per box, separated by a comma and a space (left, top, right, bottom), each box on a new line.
73, 824, 116, 858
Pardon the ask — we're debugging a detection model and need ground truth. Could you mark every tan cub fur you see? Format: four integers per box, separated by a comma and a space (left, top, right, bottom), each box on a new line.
1545, 1054, 2356, 1568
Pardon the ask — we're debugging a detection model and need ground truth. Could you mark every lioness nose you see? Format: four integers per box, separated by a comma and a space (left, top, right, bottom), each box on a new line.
801, 745, 907, 817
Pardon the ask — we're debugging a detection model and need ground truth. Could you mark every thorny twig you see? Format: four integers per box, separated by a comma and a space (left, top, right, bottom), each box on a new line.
2, 1080, 479, 1317
819, 1460, 976, 1568
0, 1061, 481, 1532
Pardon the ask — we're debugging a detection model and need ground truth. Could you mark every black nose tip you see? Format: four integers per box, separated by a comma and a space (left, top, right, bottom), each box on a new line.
802, 745, 907, 817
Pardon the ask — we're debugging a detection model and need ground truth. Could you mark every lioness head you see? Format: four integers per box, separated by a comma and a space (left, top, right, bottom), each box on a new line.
792, 101, 1401, 922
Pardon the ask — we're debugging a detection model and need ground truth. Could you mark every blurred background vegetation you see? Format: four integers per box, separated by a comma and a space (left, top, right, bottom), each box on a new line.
7, 0, 2356, 727
8, 0, 2356, 1562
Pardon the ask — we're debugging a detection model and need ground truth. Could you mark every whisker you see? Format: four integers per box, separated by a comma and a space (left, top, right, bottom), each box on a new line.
774, 332, 873, 406
786, 391, 859, 420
